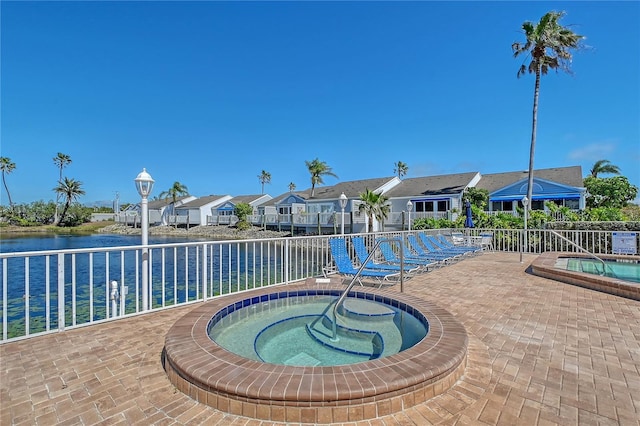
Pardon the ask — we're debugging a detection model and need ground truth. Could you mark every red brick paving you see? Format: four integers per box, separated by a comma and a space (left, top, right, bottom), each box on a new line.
1, 252, 639, 425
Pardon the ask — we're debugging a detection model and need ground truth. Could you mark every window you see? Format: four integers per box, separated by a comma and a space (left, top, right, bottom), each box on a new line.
531, 200, 544, 210
565, 199, 579, 209
503, 201, 513, 211
437, 200, 448, 212
414, 201, 434, 212
278, 206, 291, 215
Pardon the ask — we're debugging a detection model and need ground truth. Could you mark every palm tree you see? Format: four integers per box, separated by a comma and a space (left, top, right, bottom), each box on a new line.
53, 177, 85, 226
258, 170, 271, 194
305, 158, 338, 197
590, 160, 620, 178
512, 11, 584, 209
393, 161, 408, 179
0, 157, 16, 209
288, 182, 296, 192
53, 153, 72, 222
159, 181, 189, 227
358, 189, 390, 233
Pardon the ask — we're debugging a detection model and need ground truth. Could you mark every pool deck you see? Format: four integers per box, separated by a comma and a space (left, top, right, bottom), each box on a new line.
2, 252, 639, 425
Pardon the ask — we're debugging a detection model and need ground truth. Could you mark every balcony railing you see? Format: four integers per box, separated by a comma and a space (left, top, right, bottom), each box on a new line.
1, 229, 635, 343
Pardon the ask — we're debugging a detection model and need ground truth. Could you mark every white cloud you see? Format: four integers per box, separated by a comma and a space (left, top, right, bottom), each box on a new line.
567, 142, 616, 161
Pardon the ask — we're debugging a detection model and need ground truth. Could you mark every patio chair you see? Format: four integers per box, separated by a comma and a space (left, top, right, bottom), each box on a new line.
407, 235, 460, 263
328, 238, 401, 287
377, 240, 440, 270
351, 236, 421, 273
478, 232, 494, 251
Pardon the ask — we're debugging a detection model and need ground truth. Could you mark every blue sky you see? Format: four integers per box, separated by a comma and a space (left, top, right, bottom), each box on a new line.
2, 1, 639, 206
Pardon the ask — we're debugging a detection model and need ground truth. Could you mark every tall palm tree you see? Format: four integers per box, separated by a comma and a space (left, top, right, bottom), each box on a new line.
512, 11, 584, 209
159, 182, 189, 227
358, 189, 390, 233
393, 161, 408, 179
590, 160, 620, 178
53, 153, 72, 222
53, 177, 85, 226
288, 182, 296, 192
305, 158, 338, 197
0, 157, 16, 209
258, 170, 271, 194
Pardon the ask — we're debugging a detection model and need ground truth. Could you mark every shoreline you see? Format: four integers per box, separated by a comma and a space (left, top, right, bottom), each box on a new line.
97, 223, 291, 240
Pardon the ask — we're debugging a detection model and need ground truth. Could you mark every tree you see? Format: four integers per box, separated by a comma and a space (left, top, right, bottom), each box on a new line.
234, 202, 254, 230
393, 161, 408, 179
53, 152, 72, 223
159, 182, 189, 227
512, 11, 584, 210
258, 170, 271, 194
288, 182, 296, 192
463, 187, 489, 210
53, 177, 85, 226
358, 189, 390, 233
305, 158, 338, 197
584, 176, 638, 209
0, 157, 16, 209
589, 160, 620, 178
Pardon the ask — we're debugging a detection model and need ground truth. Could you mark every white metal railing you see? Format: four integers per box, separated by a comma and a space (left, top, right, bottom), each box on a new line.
0, 234, 335, 343
1, 229, 636, 344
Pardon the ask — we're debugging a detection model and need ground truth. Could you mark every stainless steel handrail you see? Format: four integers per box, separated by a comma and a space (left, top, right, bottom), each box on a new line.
330, 237, 403, 341
549, 230, 616, 277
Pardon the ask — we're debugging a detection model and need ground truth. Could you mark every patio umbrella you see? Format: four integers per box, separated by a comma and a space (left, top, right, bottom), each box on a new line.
464, 200, 474, 228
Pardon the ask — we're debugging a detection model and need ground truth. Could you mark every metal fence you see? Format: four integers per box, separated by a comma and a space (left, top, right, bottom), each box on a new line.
1, 228, 636, 343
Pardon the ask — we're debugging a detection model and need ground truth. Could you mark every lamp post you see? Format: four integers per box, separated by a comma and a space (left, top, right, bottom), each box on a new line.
339, 192, 348, 235
520, 196, 529, 263
135, 168, 154, 311
406, 200, 413, 231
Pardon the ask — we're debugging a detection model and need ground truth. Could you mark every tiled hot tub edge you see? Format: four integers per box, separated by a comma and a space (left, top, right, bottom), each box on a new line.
531, 252, 639, 301
163, 280, 469, 423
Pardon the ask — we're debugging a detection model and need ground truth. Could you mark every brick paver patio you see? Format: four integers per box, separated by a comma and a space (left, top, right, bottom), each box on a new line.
1, 252, 639, 425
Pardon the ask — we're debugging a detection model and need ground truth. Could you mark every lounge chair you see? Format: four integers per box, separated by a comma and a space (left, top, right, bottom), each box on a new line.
377, 240, 440, 270
420, 234, 476, 257
351, 236, 421, 273
432, 234, 482, 255
406, 235, 459, 263
328, 238, 401, 287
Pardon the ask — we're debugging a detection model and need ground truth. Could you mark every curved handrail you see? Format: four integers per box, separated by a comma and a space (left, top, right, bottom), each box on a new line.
549, 230, 617, 278
330, 237, 403, 340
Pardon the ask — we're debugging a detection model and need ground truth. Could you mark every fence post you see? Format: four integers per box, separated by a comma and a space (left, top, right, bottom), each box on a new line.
202, 243, 208, 301
57, 253, 65, 331
284, 239, 290, 285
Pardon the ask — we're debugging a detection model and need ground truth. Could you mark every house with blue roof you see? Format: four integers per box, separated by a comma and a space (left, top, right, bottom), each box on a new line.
475, 166, 586, 212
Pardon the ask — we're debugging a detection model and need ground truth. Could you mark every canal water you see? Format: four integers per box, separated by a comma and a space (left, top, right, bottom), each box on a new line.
0, 233, 272, 339
0, 233, 203, 253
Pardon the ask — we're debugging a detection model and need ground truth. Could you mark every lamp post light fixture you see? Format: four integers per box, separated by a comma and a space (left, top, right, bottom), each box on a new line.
135, 168, 154, 311
406, 200, 413, 232
520, 196, 529, 263
339, 192, 348, 235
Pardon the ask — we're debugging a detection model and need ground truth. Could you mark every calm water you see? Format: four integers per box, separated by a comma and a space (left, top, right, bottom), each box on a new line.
566, 258, 640, 283
0, 233, 205, 253
1, 233, 283, 339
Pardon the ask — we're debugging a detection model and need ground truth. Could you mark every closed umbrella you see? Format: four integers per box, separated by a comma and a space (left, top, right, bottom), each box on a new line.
464, 200, 474, 228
